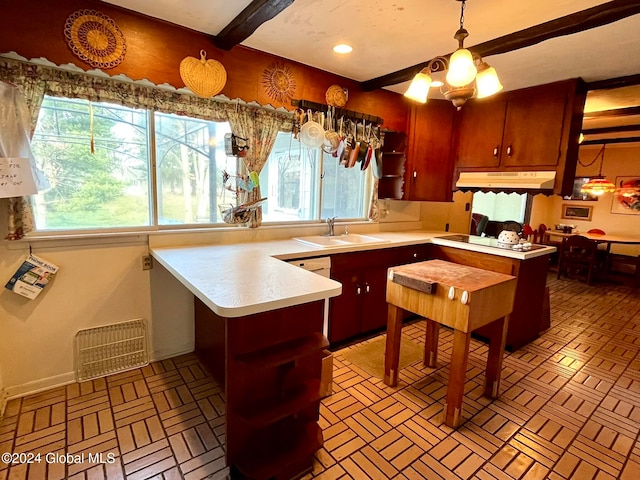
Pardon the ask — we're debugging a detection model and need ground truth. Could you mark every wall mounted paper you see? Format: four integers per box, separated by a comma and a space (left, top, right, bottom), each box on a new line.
5, 254, 59, 299
0, 157, 37, 198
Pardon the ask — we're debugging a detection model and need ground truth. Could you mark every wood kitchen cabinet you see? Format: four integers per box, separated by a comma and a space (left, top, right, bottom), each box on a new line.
454, 78, 586, 196
194, 298, 326, 480
328, 245, 429, 344
378, 130, 406, 200
405, 99, 456, 201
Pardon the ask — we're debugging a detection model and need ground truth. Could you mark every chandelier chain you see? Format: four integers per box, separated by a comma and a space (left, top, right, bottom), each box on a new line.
577, 144, 605, 171
459, 0, 466, 29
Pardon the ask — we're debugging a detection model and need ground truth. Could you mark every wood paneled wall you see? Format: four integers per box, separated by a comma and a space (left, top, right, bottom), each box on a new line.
0, 0, 409, 130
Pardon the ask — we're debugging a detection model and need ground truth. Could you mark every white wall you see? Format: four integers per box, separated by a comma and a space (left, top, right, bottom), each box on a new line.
418, 191, 473, 233
0, 236, 155, 397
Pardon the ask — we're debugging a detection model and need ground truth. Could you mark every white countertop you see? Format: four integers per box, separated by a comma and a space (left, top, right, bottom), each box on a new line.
151, 231, 555, 318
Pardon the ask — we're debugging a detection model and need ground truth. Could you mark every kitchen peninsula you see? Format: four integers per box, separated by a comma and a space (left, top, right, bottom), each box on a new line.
150, 230, 554, 478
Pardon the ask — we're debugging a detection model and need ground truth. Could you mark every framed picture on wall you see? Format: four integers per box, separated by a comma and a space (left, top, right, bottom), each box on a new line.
611, 176, 640, 215
561, 204, 593, 221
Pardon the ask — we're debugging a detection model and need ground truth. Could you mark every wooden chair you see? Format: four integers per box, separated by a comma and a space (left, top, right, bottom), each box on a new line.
557, 235, 603, 285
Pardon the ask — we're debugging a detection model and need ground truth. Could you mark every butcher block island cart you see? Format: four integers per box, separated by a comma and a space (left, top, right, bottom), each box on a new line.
384, 260, 517, 428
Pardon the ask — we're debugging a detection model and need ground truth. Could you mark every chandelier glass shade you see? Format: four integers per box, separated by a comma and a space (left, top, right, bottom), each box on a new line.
404, 0, 502, 108
579, 144, 615, 196
580, 177, 616, 196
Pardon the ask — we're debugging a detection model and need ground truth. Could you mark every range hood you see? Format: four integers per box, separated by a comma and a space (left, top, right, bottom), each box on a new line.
456, 171, 556, 190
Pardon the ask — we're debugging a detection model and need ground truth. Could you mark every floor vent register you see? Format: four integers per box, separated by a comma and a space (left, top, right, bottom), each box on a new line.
74, 318, 149, 381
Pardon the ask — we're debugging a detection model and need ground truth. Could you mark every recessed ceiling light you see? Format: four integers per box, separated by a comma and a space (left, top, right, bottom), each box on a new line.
333, 44, 353, 54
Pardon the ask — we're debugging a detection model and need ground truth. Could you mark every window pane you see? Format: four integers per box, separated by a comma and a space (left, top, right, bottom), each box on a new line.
31, 97, 151, 230
260, 132, 319, 222
155, 113, 235, 225
259, 132, 370, 223
321, 152, 369, 220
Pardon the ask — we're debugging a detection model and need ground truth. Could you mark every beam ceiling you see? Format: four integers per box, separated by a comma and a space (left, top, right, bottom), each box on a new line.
361, 0, 640, 92
214, 0, 295, 51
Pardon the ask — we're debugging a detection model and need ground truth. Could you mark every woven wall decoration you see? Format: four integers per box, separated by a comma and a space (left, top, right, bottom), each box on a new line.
325, 85, 348, 107
64, 10, 126, 69
179, 50, 227, 98
261, 61, 297, 104
180, 50, 227, 98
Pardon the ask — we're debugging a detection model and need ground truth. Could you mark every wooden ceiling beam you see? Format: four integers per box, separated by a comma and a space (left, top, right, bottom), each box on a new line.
362, 0, 640, 91
582, 125, 640, 135
214, 0, 295, 51
583, 106, 640, 118
585, 74, 640, 91
581, 136, 640, 145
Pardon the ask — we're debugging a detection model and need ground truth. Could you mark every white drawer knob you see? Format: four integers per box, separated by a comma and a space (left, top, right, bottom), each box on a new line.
448, 286, 455, 300
461, 290, 469, 305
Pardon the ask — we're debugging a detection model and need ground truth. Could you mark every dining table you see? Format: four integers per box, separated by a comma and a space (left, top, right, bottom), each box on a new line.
546, 230, 640, 280
545, 230, 640, 252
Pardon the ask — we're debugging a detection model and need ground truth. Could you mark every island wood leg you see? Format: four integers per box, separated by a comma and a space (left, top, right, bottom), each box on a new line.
425, 319, 440, 368
445, 329, 471, 428
483, 315, 509, 398
384, 304, 404, 386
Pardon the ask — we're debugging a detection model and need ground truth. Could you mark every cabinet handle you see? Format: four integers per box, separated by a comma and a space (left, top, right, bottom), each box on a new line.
493, 146, 499, 157
413, 170, 417, 179
356, 285, 361, 295
365, 282, 370, 293
507, 145, 513, 157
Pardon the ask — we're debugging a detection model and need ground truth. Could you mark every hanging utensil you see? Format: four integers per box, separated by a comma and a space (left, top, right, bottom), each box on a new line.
299, 109, 325, 149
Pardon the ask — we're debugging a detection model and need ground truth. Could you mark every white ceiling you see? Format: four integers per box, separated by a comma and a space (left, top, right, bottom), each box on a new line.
102, 0, 640, 113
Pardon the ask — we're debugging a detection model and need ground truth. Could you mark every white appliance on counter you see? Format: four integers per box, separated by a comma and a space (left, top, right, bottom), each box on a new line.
286, 256, 331, 336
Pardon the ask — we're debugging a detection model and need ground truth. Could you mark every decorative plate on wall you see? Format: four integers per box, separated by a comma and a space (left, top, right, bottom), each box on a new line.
261, 61, 296, 104
64, 10, 127, 69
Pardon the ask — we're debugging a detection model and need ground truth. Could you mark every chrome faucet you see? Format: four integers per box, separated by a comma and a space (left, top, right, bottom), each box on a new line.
326, 217, 336, 236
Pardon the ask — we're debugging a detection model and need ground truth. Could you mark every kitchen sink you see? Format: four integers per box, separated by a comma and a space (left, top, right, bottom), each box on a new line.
293, 234, 389, 248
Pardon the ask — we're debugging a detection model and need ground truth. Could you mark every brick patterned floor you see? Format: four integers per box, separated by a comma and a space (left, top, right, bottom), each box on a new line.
1, 274, 639, 479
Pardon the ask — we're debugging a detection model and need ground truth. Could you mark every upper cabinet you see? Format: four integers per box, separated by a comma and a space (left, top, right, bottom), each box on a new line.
453, 79, 587, 196
405, 100, 456, 201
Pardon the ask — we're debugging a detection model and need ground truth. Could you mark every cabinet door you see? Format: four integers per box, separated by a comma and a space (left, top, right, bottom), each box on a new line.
500, 86, 569, 167
406, 100, 456, 201
328, 270, 362, 344
455, 97, 507, 168
360, 265, 391, 333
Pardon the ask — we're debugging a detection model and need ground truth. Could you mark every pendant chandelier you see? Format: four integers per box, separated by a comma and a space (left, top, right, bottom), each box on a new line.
580, 144, 616, 196
404, 0, 503, 108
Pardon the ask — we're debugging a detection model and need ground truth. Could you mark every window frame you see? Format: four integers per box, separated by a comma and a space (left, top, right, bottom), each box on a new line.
27, 95, 373, 237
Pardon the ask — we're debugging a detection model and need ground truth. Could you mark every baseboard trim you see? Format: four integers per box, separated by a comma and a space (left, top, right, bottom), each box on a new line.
4, 346, 195, 401
0, 388, 7, 418
5, 372, 76, 401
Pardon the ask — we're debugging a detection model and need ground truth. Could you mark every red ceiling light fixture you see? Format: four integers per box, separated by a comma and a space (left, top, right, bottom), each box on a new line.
404, 0, 502, 108
579, 144, 616, 196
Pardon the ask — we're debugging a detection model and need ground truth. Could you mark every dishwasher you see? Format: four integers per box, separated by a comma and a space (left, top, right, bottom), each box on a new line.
287, 256, 333, 397
287, 256, 331, 336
